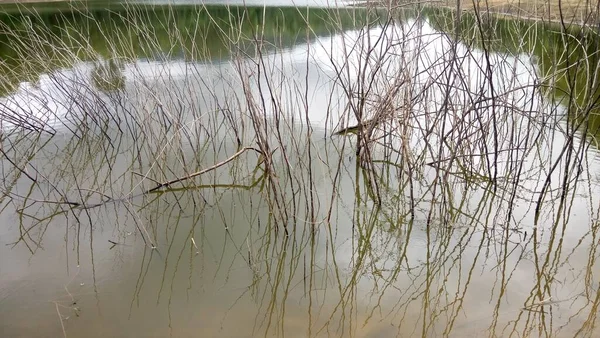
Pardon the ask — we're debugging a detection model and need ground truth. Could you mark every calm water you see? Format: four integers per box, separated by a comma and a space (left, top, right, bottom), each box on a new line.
1, 4, 600, 338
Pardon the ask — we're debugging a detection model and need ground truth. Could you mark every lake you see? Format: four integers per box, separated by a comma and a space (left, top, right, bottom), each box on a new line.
1, 2, 600, 337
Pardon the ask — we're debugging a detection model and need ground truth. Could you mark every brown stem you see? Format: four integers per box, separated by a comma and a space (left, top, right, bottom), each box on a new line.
144, 147, 261, 193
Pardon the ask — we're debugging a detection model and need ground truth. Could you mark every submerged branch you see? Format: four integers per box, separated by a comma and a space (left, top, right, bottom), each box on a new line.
144, 146, 262, 193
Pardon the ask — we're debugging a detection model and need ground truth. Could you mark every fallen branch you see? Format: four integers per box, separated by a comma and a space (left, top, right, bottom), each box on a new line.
144, 147, 262, 194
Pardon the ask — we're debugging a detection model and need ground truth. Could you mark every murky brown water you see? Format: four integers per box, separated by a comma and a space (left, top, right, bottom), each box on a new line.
1, 5, 600, 338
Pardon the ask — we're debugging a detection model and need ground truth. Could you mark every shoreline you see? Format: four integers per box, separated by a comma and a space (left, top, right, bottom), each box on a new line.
349, 0, 598, 25
0, 0, 596, 26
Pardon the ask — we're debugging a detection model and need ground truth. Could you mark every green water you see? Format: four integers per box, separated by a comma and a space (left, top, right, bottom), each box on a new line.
0, 3, 373, 95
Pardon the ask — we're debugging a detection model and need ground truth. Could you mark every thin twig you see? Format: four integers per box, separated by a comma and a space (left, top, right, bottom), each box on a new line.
54, 302, 67, 338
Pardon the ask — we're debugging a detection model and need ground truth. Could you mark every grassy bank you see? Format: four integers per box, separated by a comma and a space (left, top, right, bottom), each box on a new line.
2, 0, 597, 24
452, 0, 597, 23
351, 0, 598, 24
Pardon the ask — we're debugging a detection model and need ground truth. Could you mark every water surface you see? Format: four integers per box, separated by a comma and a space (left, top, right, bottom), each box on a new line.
1, 4, 600, 338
